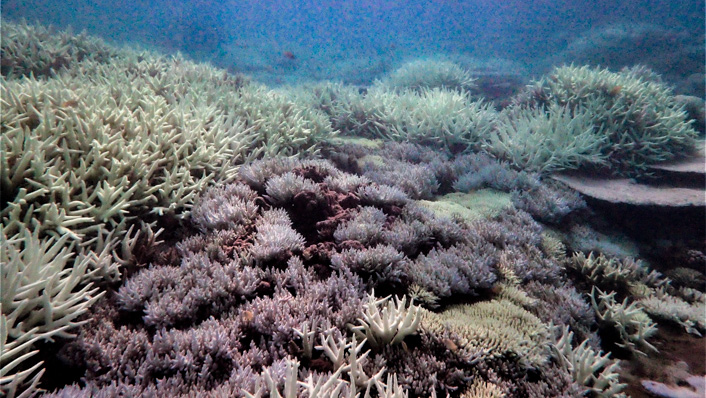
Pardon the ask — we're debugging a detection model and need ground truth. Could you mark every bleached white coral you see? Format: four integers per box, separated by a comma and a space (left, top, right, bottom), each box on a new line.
1, 227, 104, 398
244, 351, 404, 398
590, 287, 658, 355
350, 291, 421, 349
570, 252, 668, 290
552, 325, 627, 398
637, 293, 705, 336
378, 59, 477, 93
487, 104, 607, 173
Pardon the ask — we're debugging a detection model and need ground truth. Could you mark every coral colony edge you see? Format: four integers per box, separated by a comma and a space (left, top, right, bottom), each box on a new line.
1, 20, 705, 398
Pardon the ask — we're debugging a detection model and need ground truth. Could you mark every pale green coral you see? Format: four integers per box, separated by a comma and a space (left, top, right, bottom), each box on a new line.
526, 65, 699, 173
487, 104, 608, 173
590, 287, 658, 355
637, 293, 705, 336
460, 379, 506, 398
540, 232, 568, 263
551, 325, 627, 398
330, 86, 496, 152
420, 298, 551, 369
365, 87, 496, 150
377, 59, 477, 93
418, 190, 513, 223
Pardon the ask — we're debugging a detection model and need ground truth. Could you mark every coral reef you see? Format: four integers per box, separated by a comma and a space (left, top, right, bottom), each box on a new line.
488, 104, 607, 173
513, 65, 699, 174
2, 20, 704, 398
25, 157, 602, 397
0, 21, 334, 397
377, 59, 478, 93
0, 20, 118, 78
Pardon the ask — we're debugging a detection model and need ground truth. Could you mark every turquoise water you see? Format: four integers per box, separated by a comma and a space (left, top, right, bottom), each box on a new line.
3, 0, 704, 92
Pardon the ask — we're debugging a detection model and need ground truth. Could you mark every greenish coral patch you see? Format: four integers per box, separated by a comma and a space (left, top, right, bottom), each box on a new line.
326, 136, 384, 149
418, 190, 513, 222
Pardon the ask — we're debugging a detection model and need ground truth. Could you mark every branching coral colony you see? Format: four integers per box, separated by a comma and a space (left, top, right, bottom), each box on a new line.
2, 20, 703, 398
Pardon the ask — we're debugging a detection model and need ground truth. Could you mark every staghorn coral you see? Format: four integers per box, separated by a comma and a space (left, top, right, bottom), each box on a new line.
330, 245, 409, 289
8, 100, 691, 398
244, 355, 410, 398
452, 156, 532, 193
350, 292, 422, 350
361, 159, 440, 200
250, 209, 306, 264
1, 227, 105, 398
539, 232, 568, 262
637, 293, 706, 336
1, 20, 117, 78
524, 281, 596, 345
510, 180, 586, 224
569, 252, 668, 293
400, 203, 466, 247
239, 157, 308, 191
378, 141, 452, 166
324, 173, 371, 194
0, 23, 339, 394
494, 245, 562, 285
406, 244, 497, 300
515, 64, 699, 174
590, 287, 658, 355
486, 104, 608, 174
333, 206, 388, 246
264, 172, 322, 206
381, 218, 432, 257
190, 182, 259, 233
116, 252, 262, 328
460, 379, 506, 398
377, 59, 477, 93
335, 85, 497, 153
551, 326, 627, 397
357, 185, 410, 208
1, 24, 332, 259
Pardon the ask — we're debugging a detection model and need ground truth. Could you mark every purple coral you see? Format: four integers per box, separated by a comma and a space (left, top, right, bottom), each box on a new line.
41, 154, 613, 398
117, 252, 262, 328
406, 244, 498, 299
250, 209, 306, 264
362, 159, 440, 200
190, 182, 259, 232
356, 184, 409, 207
330, 244, 409, 288
264, 171, 322, 205
333, 206, 387, 246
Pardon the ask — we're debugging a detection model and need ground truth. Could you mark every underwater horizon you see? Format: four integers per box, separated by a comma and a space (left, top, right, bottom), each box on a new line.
2, 0, 705, 93
1, 1, 705, 398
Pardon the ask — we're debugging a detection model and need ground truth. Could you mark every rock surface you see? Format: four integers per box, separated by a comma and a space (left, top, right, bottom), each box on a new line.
552, 174, 704, 207
553, 141, 705, 207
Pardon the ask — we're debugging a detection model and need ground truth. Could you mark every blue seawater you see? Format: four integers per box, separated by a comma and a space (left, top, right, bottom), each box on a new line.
3, 0, 704, 93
